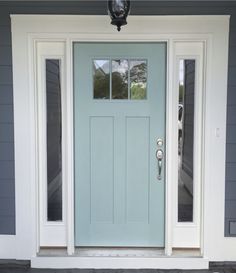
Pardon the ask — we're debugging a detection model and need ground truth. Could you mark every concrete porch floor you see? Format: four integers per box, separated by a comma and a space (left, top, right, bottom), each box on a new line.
0, 269, 236, 273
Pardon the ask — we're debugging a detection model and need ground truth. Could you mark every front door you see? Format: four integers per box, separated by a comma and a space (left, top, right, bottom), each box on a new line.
74, 43, 166, 247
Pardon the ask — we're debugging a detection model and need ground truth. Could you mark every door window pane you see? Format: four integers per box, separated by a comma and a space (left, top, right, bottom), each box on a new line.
93, 59, 148, 101
46, 59, 63, 222
178, 59, 195, 222
93, 60, 110, 99
112, 59, 128, 99
130, 60, 147, 100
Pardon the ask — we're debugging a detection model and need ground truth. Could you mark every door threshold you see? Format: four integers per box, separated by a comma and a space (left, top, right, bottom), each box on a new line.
75, 247, 165, 257
38, 247, 200, 258
38, 247, 165, 257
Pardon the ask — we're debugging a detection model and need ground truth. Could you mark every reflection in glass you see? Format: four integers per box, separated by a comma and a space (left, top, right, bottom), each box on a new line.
46, 59, 63, 222
93, 60, 110, 99
178, 59, 195, 222
130, 60, 147, 100
112, 59, 128, 99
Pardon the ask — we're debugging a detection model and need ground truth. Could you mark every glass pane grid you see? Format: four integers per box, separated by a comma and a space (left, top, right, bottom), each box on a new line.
93, 58, 147, 101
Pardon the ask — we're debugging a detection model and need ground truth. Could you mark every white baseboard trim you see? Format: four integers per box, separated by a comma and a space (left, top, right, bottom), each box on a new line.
31, 256, 209, 269
0, 235, 16, 259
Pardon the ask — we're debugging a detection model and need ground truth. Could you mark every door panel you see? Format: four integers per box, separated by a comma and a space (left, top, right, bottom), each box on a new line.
126, 117, 150, 223
90, 116, 114, 223
74, 43, 166, 247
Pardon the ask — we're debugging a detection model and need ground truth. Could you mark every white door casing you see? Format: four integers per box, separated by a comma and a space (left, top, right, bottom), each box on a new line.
10, 15, 231, 266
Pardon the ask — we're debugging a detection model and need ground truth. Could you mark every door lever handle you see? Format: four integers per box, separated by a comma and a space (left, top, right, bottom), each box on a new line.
156, 149, 163, 180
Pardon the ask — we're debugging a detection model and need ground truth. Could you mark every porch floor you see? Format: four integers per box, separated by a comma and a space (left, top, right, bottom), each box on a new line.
0, 268, 236, 273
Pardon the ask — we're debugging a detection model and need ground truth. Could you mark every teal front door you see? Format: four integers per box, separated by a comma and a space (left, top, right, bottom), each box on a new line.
74, 43, 166, 247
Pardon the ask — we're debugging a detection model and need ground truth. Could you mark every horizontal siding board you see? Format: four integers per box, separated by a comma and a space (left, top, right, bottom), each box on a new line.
0, 180, 14, 198
0, 46, 12, 65
0, 26, 11, 46
226, 124, 236, 143
0, 11, 10, 26
228, 47, 236, 65
229, 32, 236, 46
227, 105, 236, 125
0, 161, 14, 179
228, 66, 236, 86
227, 85, 236, 105
226, 144, 236, 163
0, 1, 234, 16
230, 16, 236, 27
0, 84, 13, 104
226, 163, 236, 181
6, 3, 107, 15
130, 5, 233, 15
225, 181, 236, 200
0, 105, 13, 123
0, 142, 14, 161
1, 1, 235, 8
0, 123, 14, 142
0, 66, 12, 85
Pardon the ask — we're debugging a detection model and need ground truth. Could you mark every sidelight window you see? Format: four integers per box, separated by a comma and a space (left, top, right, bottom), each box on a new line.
46, 59, 63, 222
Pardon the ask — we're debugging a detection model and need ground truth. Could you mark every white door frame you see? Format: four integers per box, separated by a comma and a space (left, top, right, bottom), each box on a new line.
36, 42, 67, 247
11, 15, 231, 266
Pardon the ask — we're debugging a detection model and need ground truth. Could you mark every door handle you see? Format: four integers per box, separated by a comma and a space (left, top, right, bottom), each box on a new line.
156, 149, 164, 180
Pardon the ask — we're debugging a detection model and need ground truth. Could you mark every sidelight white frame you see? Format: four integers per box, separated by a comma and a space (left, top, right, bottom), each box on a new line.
10, 15, 231, 268
172, 42, 204, 248
36, 42, 67, 247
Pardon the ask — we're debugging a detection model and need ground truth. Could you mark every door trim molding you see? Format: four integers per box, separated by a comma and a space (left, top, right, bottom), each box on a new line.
11, 15, 230, 264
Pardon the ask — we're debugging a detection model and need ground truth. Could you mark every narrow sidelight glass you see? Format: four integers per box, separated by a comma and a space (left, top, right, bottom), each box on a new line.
178, 59, 195, 222
93, 60, 110, 99
46, 59, 63, 222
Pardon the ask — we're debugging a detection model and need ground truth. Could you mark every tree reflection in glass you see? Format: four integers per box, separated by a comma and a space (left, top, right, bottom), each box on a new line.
93, 60, 110, 99
112, 59, 128, 99
130, 60, 147, 100
178, 59, 195, 222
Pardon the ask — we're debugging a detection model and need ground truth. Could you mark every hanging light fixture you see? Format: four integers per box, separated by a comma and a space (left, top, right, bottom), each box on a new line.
108, 0, 131, 32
